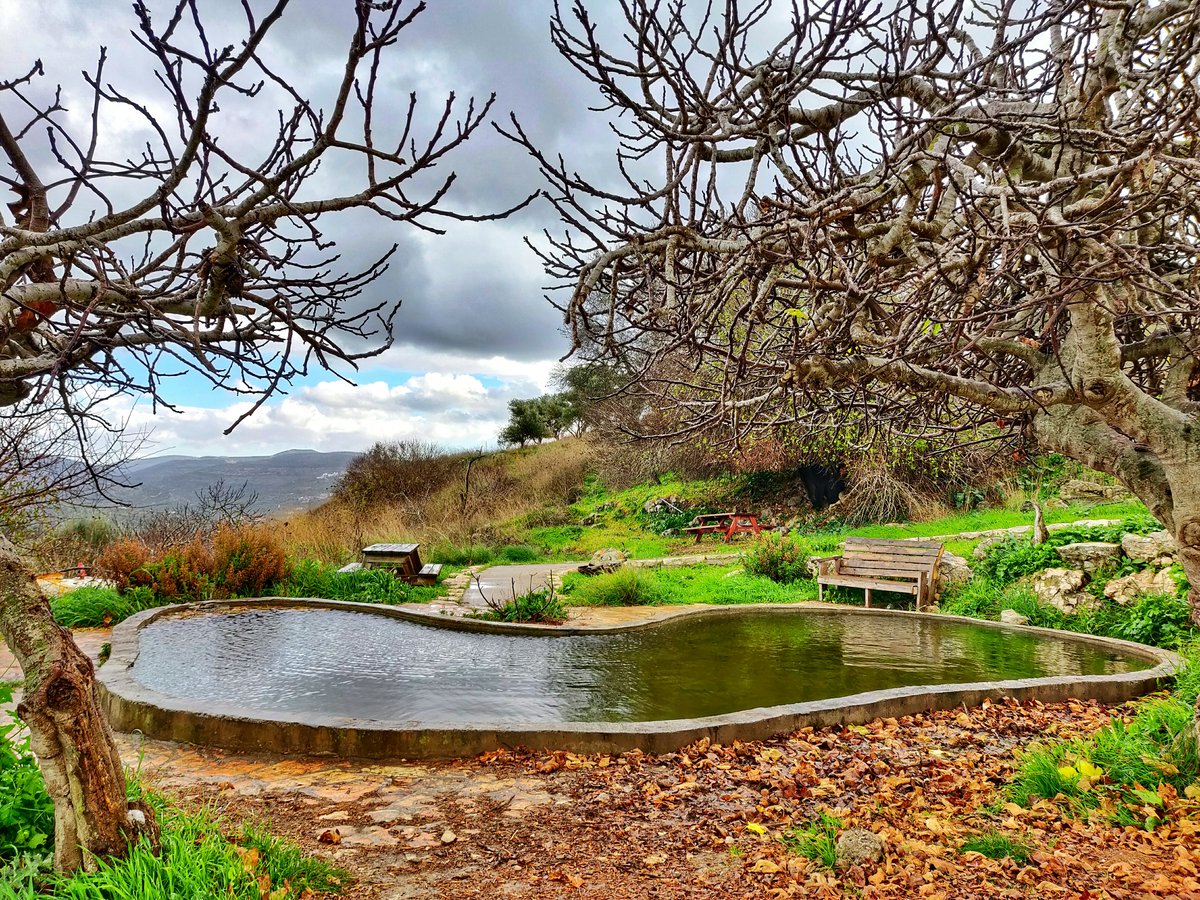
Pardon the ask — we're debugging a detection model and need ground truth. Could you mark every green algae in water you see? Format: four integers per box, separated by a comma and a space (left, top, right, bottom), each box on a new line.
130, 608, 1149, 725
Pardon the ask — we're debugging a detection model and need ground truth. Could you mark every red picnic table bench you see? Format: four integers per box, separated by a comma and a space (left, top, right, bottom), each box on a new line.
681, 512, 764, 543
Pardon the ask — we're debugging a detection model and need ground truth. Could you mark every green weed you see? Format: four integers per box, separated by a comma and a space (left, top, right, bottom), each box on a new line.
959, 831, 1032, 863
781, 812, 842, 869
476, 589, 568, 624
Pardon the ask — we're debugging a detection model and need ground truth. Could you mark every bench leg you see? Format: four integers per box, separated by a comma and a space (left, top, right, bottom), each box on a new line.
864, 588, 872, 609
818, 581, 824, 603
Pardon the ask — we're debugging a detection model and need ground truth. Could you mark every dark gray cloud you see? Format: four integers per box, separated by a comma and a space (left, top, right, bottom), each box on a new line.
3, 0, 610, 359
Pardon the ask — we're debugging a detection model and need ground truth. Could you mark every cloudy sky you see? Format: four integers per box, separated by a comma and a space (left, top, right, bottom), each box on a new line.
0, 0, 633, 458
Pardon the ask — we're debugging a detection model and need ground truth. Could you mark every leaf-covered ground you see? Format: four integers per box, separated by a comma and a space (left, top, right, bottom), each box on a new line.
139, 698, 1200, 899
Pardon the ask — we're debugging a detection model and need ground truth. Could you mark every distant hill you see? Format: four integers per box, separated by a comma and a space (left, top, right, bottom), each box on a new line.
101, 449, 358, 516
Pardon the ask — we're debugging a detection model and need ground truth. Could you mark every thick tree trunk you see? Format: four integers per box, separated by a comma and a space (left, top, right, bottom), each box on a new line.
0, 538, 158, 873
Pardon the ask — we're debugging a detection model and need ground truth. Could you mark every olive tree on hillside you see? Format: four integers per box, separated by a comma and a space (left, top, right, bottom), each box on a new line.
511, 0, 1200, 616
0, 0, 526, 872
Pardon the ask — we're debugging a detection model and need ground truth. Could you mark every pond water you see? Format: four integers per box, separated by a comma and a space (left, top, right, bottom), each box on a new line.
130, 607, 1149, 725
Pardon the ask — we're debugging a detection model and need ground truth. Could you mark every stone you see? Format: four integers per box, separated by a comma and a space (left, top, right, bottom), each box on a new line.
441, 829, 457, 844
1059, 479, 1131, 504
578, 548, 628, 576
836, 828, 884, 867
642, 495, 680, 514
938, 552, 972, 589
999, 609, 1029, 626
1031, 568, 1093, 614
1055, 542, 1121, 574
1121, 530, 1177, 563
1104, 568, 1178, 606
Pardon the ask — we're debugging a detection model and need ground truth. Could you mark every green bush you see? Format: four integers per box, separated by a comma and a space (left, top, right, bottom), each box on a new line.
565, 566, 665, 606
741, 533, 810, 584
0, 689, 53, 864
976, 537, 1061, 584
1107, 593, 1193, 648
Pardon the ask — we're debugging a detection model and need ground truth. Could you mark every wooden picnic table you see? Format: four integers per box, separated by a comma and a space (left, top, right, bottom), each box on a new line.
681, 511, 764, 543
357, 543, 442, 585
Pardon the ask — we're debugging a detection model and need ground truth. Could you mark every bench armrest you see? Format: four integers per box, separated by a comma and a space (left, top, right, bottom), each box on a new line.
812, 556, 840, 576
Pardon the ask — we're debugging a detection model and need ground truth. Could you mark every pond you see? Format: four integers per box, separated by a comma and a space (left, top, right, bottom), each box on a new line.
129, 606, 1149, 725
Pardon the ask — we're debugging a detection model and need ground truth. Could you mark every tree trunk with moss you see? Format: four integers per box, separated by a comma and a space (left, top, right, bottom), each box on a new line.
0, 538, 158, 873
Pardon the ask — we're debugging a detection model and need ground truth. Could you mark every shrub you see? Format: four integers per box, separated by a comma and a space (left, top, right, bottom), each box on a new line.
211, 524, 288, 597
479, 589, 568, 624
742, 532, 810, 584
976, 537, 1060, 584
52, 517, 120, 555
567, 566, 664, 606
0, 690, 54, 864
1108, 593, 1193, 649
142, 537, 215, 601
94, 538, 152, 592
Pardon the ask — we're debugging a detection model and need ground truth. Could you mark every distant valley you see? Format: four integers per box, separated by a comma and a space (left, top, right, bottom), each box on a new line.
99, 449, 359, 517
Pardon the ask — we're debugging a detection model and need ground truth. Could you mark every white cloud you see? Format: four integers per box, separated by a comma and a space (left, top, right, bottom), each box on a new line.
108, 363, 556, 457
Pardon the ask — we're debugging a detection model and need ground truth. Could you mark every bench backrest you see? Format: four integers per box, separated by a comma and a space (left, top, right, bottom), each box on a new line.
839, 537, 943, 581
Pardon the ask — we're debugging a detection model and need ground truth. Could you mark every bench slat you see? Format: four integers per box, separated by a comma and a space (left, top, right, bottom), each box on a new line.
842, 546, 942, 559
840, 559, 940, 575
843, 537, 943, 550
817, 575, 919, 594
841, 548, 941, 561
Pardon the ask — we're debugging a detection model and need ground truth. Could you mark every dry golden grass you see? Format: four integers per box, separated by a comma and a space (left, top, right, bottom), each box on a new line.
275, 438, 595, 562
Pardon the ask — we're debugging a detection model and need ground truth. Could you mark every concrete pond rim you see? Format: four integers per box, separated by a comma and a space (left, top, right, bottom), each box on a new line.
98, 598, 1181, 760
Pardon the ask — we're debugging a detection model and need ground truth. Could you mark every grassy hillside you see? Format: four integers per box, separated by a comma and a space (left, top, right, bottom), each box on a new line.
275, 438, 1150, 566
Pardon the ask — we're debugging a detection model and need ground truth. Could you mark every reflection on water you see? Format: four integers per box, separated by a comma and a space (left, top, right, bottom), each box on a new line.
130, 608, 1149, 725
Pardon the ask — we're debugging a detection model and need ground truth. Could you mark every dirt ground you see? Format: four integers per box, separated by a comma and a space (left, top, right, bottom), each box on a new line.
125, 697, 1200, 899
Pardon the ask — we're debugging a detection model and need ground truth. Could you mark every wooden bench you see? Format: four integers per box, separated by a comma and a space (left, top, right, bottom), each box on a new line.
359, 543, 442, 585
681, 512, 764, 543
815, 537, 943, 610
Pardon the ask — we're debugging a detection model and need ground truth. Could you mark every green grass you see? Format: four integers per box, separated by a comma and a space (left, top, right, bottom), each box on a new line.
781, 812, 842, 869
959, 830, 1032, 864
560, 564, 819, 606
0, 789, 347, 900
50, 587, 163, 628
277, 559, 442, 604
1006, 642, 1200, 829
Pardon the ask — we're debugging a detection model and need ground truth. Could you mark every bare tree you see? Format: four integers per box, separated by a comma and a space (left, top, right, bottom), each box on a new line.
510, 0, 1200, 613
0, 402, 138, 539
130, 478, 263, 551
1, 0, 528, 872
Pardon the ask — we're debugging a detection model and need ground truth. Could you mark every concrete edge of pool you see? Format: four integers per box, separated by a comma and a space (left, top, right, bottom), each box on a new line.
97, 598, 1182, 760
